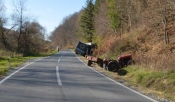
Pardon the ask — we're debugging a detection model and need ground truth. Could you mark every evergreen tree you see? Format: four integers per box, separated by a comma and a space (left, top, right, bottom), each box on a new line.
107, 0, 121, 33
94, 0, 102, 13
80, 0, 95, 42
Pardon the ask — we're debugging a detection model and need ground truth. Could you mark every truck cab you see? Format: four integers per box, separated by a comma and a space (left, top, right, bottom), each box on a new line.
75, 41, 97, 56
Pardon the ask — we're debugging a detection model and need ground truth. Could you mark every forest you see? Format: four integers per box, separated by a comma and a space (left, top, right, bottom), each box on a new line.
50, 0, 175, 71
0, 0, 50, 57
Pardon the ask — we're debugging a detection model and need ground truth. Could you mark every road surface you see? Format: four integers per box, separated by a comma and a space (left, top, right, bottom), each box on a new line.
0, 50, 157, 102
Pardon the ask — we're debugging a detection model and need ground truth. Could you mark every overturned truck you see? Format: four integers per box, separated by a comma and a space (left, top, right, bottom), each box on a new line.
75, 41, 97, 56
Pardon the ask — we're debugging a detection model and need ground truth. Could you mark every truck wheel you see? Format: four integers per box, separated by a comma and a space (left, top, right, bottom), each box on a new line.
108, 61, 120, 72
87, 60, 92, 66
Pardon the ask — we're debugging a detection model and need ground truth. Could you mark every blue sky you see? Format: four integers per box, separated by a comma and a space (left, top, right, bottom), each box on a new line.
4, 0, 87, 35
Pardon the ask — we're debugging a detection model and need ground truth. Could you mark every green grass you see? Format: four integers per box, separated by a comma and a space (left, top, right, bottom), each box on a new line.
121, 65, 175, 101
0, 56, 34, 76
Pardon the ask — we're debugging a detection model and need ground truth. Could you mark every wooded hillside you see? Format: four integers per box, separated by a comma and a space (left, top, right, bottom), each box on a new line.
50, 0, 175, 71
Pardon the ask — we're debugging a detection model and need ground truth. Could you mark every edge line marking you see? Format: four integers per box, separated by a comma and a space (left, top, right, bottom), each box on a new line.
56, 66, 62, 86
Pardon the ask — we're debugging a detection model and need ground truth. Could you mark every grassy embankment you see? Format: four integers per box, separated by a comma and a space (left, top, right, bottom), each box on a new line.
0, 56, 33, 76
90, 27, 175, 101
122, 66, 175, 101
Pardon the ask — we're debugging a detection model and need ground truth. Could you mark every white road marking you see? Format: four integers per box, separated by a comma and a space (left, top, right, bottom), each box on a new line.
0, 59, 41, 85
58, 59, 60, 64
56, 53, 66, 86
74, 53, 158, 102
56, 66, 62, 86
58, 54, 64, 65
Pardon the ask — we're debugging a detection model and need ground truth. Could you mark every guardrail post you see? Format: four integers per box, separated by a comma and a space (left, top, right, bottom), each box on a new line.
8, 57, 11, 69
103, 58, 106, 70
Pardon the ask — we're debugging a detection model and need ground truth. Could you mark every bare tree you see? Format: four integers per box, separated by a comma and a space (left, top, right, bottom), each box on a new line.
0, 0, 12, 50
145, 0, 175, 44
160, 0, 175, 44
22, 21, 46, 55
11, 0, 29, 52
50, 12, 79, 48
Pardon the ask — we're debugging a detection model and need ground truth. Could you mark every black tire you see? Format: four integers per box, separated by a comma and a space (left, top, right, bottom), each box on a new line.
127, 60, 135, 66
108, 61, 120, 72
87, 60, 92, 66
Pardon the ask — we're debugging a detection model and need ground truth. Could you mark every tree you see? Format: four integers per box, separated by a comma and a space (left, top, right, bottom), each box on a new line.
94, 0, 102, 13
80, 0, 95, 42
9, 0, 47, 55
11, 0, 29, 52
159, 0, 175, 44
107, 0, 121, 34
145, 0, 175, 44
50, 12, 79, 48
22, 21, 46, 55
94, 0, 112, 36
0, 0, 7, 49
0, 0, 15, 50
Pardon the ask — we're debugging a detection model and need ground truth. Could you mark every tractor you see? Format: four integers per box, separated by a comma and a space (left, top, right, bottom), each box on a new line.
86, 54, 135, 72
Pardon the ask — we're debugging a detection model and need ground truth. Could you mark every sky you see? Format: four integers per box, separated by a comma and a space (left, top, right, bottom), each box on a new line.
4, 0, 87, 35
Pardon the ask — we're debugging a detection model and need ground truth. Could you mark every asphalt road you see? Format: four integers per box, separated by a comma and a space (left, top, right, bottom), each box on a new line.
0, 50, 157, 102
